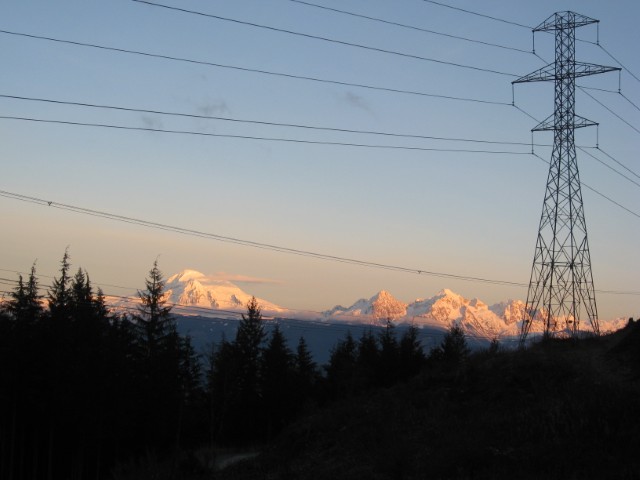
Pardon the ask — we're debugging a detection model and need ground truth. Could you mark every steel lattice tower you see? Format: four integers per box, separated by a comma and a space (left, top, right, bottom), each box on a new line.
513, 12, 619, 344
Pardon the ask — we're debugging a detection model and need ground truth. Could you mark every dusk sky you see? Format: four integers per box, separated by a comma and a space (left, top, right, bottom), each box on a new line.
1, 0, 638, 320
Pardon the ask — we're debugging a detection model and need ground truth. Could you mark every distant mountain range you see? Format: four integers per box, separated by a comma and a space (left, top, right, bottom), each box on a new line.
324, 288, 527, 338
164, 270, 285, 313
108, 269, 627, 340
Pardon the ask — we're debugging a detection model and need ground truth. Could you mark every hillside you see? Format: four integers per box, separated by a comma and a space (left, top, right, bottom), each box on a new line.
216, 321, 640, 480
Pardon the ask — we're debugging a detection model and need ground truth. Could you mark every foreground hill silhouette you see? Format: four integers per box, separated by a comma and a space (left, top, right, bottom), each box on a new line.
217, 321, 640, 480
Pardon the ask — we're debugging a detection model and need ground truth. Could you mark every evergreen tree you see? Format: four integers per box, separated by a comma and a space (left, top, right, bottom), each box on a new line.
399, 325, 426, 379
207, 297, 268, 444
6, 263, 42, 324
93, 286, 109, 320
208, 337, 241, 443
378, 320, 400, 387
326, 331, 357, 399
70, 267, 98, 322
231, 296, 267, 442
132, 260, 181, 451
176, 335, 203, 450
294, 336, 318, 401
48, 249, 73, 322
235, 296, 266, 368
260, 324, 294, 439
488, 337, 501, 355
356, 329, 379, 389
178, 335, 202, 404
134, 260, 177, 359
432, 324, 470, 366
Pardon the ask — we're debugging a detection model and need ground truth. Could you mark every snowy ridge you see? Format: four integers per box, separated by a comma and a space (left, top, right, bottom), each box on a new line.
327, 290, 407, 324
104, 269, 628, 337
108, 269, 286, 316
325, 288, 626, 339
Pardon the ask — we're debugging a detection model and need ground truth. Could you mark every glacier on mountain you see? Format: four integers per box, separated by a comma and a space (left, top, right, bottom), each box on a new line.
164, 270, 285, 313
324, 288, 626, 339
106, 269, 627, 339
108, 269, 285, 316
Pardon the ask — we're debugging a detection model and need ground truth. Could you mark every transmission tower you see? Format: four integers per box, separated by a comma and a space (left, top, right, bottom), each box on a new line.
513, 12, 620, 344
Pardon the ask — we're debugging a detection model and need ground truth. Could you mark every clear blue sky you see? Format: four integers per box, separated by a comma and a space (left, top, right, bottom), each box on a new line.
1, 0, 638, 319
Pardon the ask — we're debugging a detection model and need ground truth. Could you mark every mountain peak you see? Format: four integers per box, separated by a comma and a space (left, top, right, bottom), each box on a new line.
324, 290, 407, 321
436, 288, 460, 298
162, 270, 284, 313
371, 290, 393, 300
166, 269, 206, 284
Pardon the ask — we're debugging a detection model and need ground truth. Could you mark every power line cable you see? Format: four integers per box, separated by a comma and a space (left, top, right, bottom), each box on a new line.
578, 85, 640, 113
2, 274, 636, 334
130, 0, 518, 77
578, 85, 620, 95
597, 147, 640, 180
513, 104, 640, 187
288, 0, 532, 54
577, 146, 640, 190
0, 115, 532, 155
512, 106, 640, 218
579, 87, 640, 135
0, 93, 550, 148
0, 267, 136, 291
2, 187, 638, 297
421, 0, 531, 29
0, 189, 529, 288
422, 0, 603, 47
620, 92, 640, 113
0, 282, 527, 342
0, 29, 511, 106
531, 153, 640, 220
598, 44, 640, 84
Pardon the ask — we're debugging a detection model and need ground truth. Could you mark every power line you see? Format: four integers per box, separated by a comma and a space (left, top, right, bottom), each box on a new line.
579, 87, 640, 135
577, 85, 620, 95
2, 187, 638, 297
598, 44, 640, 84
531, 153, 640, 220
577, 146, 640, 190
422, 0, 603, 48
578, 85, 640, 113
0, 93, 548, 148
0, 189, 529, 288
598, 147, 640, 180
421, 0, 531, 29
514, 107, 639, 218
288, 0, 532, 54
0, 282, 525, 342
2, 272, 637, 333
0, 29, 510, 106
131, 0, 519, 77
513, 104, 640, 189
620, 93, 640, 113
0, 267, 135, 292
0, 115, 532, 155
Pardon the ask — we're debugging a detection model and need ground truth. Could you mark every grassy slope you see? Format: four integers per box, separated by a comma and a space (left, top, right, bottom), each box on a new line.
219, 322, 640, 480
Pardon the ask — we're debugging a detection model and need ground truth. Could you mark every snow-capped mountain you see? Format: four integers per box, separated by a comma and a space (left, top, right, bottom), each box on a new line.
327, 290, 407, 324
106, 268, 627, 338
164, 270, 284, 313
108, 269, 286, 316
326, 288, 520, 337
324, 288, 625, 339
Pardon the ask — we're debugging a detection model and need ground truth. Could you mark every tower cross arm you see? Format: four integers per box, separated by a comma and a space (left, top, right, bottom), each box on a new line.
512, 62, 621, 84
573, 62, 621, 78
532, 114, 598, 132
533, 11, 598, 32
512, 64, 554, 84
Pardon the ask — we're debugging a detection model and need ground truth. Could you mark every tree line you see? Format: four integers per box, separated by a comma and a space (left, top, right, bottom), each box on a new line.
0, 252, 468, 479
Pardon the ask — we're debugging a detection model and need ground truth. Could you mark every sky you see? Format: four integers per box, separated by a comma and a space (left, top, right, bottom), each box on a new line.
0, 0, 638, 320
